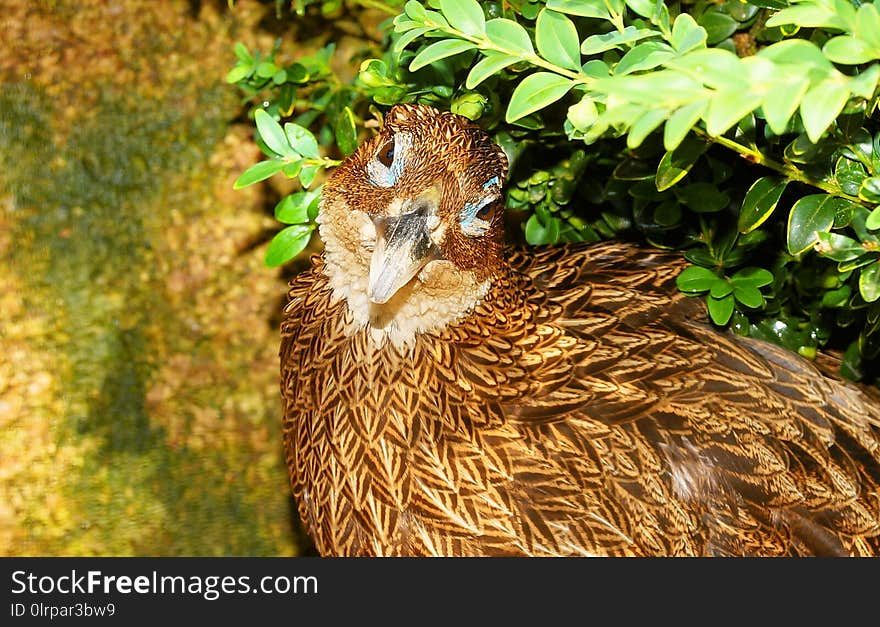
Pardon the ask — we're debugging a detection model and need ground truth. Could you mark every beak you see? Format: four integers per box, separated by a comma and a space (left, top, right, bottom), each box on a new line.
368, 189, 440, 304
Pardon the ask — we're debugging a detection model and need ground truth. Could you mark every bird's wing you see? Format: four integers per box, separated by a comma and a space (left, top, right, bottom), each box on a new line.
448, 242, 880, 555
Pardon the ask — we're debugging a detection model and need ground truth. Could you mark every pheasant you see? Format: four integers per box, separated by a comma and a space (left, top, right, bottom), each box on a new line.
280, 103, 880, 556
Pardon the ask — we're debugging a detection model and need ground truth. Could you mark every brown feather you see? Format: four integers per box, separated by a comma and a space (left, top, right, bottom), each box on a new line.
280, 105, 880, 557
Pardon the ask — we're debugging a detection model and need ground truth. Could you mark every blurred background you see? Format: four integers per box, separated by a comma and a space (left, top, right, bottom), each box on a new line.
0, 0, 358, 556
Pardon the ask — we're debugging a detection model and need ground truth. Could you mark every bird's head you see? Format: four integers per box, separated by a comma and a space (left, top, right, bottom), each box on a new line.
317, 104, 509, 346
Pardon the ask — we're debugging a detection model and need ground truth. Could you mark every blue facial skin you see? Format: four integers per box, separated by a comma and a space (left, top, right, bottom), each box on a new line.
367, 133, 410, 188
368, 153, 405, 187
460, 176, 501, 236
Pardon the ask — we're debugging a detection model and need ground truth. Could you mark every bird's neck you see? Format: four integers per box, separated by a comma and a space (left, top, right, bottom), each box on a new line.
318, 213, 492, 351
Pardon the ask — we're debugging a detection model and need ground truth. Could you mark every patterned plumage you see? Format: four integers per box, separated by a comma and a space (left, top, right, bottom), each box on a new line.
280, 104, 880, 556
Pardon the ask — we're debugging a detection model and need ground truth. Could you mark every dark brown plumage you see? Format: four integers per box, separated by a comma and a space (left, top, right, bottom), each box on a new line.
280, 104, 880, 556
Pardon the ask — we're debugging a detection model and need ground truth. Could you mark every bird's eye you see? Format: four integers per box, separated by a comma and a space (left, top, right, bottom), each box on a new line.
460, 194, 498, 237
367, 132, 410, 187
377, 139, 395, 168
475, 201, 494, 220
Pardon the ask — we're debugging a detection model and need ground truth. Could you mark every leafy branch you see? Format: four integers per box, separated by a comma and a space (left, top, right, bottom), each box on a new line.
234, 110, 341, 265
231, 0, 880, 378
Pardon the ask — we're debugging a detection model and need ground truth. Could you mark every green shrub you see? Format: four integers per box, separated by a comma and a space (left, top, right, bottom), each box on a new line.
230, 0, 880, 383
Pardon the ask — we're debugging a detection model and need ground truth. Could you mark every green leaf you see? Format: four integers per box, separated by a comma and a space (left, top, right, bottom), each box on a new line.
814, 231, 866, 262
546, 0, 610, 19
705, 89, 762, 136
485, 18, 534, 56
285, 63, 309, 83
839, 255, 878, 273
334, 106, 358, 156
866, 206, 880, 230
299, 165, 319, 189
284, 123, 319, 159
255, 109, 294, 158
710, 278, 733, 299
654, 201, 682, 226
465, 52, 518, 89
410, 39, 476, 71
393, 27, 431, 57
859, 177, 880, 204
683, 249, 716, 267
823, 36, 879, 65
225, 64, 251, 84
582, 59, 610, 77
307, 188, 321, 221
282, 160, 303, 178
707, 294, 735, 325
758, 39, 834, 77
655, 136, 707, 191
624, 0, 654, 18
524, 213, 561, 244
274, 193, 311, 224
730, 267, 774, 287
265, 224, 313, 267
567, 95, 598, 130
786, 194, 840, 255
663, 100, 707, 151
835, 157, 867, 197
256, 61, 279, 78
857, 3, 880, 48
521, 2, 541, 20
761, 76, 809, 136
394, 16, 417, 31
799, 79, 850, 143
440, 0, 485, 36
627, 109, 668, 148
506, 72, 575, 123
676, 265, 718, 293
615, 41, 674, 75
422, 8, 450, 28
671, 13, 707, 54
849, 64, 880, 100
832, 198, 855, 229
667, 48, 744, 89
676, 182, 729, 213
697, 10, 737, 45
613, 158, 656, 181
536, 9, 581, 71
860, 261, 880, 302
738, 176, 788, 234
851, 206, 880, 242
822, 284, 852, 308
651, 1, 672, 35
765, 4, 844, 29
580, 27, 657, 56
234, 42, 252, 63
233, 159, 284, 189
404, 0, 427, 21
232, 159, 284, 189
840, 340, 863, 380
733, 284, 764, 309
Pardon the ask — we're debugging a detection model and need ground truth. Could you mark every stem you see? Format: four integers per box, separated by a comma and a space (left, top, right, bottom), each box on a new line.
305, 157, 343, 168
604, 0, 626, 33
694, 128, 866, 206
426, 22, 592, 84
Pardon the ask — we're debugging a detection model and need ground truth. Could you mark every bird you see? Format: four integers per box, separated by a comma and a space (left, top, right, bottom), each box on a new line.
279, 103, 880, 556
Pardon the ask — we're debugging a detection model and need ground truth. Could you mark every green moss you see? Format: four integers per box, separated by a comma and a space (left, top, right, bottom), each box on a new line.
2, 78, 295, 556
